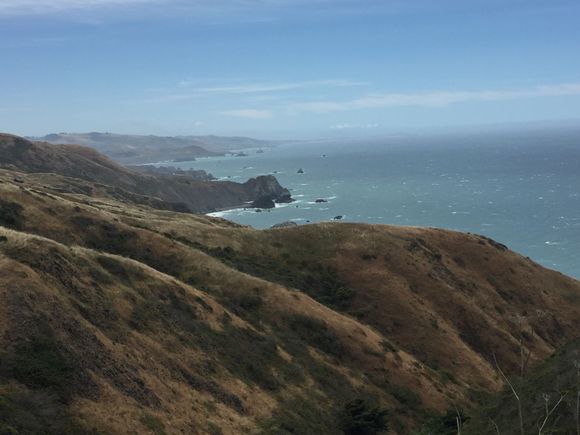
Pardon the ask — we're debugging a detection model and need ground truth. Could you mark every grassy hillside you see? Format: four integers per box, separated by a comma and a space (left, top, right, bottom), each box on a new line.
0, 156, 579, 433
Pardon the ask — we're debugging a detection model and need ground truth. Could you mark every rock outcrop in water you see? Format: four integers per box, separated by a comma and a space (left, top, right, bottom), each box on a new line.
271, 221, 299, 228
251, 196, 276, 209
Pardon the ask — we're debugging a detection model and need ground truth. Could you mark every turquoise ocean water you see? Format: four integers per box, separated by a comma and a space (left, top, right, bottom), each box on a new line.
172, 130, 580, 278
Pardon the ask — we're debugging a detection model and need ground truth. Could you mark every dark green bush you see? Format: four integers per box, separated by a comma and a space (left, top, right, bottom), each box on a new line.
139, 413, 166, 435
0, 387, 102, 435
2, 335, 75, 397
340, 398, 389, 435
417, 409, 467, 435
286, 314, 343, 358
389, 385, 421, 409
0, 200, 24, 230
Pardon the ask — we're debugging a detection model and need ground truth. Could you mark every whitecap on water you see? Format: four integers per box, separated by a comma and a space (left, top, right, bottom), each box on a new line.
208, 208, 246, 218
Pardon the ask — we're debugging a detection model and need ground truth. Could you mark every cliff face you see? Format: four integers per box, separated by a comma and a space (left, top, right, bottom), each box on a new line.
0, 133, 290, 213
0, 166, 579, 434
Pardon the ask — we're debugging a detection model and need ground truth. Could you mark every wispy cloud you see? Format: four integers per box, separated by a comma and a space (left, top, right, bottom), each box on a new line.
0, 0, 367, 16
0, 0, 164, 15
172, 79, 367, 96
222, 109, 273, 119
330, 123, 379, 130
148, 79, 367, 103
291, 83, 580, 113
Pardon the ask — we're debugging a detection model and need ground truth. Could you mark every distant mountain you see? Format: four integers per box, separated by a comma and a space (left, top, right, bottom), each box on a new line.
178, 134, 279, 152
0, 133, 291, 212
31, 132, 276, 164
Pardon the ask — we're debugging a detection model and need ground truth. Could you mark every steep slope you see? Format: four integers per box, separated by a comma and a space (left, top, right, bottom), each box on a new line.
0, 177, 455, 435
210, 224, 580, 392
0, 171, 579, 434
0, 133, 291, 213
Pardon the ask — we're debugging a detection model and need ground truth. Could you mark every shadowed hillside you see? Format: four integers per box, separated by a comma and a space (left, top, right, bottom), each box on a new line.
0, 133, 291, 213
464, 339, 580, 434
1, 160, 579, 433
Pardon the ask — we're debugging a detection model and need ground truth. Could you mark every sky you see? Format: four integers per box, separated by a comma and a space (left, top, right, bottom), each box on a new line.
1, 0, 580, 139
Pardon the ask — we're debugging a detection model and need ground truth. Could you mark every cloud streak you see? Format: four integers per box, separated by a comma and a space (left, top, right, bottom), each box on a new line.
149, 79, 367, 103
0, 0, 164, 15
330, 123, 379, 130
291, 83, 580, 113
222, 109, 273, 119
0, 0, 361, 16
173, 79, 367, 95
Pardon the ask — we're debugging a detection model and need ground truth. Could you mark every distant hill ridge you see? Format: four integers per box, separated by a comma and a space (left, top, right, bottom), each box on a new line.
0, 133, 291, 213
31, 132, 276, 164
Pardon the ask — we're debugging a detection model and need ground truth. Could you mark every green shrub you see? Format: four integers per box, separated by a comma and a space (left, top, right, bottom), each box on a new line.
0, 386, 102, 435
206, 422, 224, 435
340, 398, 389, 435
416, 409, 467, 435
285, 315, 343, 358
389, 385, 421, 409
2, 335, 75, 397
0, 200, 24, 230
139, 413, 166, 435
193, 244, 356, 312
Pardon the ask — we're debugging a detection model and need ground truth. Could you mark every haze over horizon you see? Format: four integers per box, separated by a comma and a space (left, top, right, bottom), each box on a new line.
1, 0, 580, 139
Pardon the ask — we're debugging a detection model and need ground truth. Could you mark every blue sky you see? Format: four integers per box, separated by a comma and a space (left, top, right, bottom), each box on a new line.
1, 0, 580, 139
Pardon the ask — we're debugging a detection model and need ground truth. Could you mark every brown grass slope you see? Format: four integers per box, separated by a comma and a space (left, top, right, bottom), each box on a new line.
0, 133, 290, 213
0, 170, 580, 434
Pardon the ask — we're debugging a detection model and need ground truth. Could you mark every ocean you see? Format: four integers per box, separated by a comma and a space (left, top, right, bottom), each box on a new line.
173, 129, 580, 279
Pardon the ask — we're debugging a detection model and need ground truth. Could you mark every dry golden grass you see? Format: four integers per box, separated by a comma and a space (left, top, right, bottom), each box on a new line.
1, 169, 579, 434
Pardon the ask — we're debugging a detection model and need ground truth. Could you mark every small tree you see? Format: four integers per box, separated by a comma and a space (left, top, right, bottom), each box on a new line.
340, 398, 389, 435
418, 409, 468, 435
537, 392, 567, 435
493, 352, 524, 435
